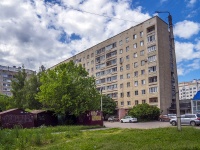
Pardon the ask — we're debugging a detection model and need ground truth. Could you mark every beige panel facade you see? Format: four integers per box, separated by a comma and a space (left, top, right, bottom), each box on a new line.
53, 16, 177, 115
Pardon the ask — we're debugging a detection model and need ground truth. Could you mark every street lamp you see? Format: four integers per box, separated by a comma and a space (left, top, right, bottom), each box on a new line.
155, 11, 181, 131
100, 88, 103, 111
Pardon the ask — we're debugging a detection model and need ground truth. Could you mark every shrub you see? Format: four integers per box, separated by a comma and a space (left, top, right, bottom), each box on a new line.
128, 103, 160, 121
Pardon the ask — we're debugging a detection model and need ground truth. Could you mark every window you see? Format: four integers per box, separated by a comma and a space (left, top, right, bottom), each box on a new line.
135, 100, 138, 105
121, 101, 124, 106
107, 84, 117, 90
91, 60, 94, 64
140, 31, 143, 37
149, 97, 158, 103
147, 45, 156, 53
106, 50, 117, 58
134, 71, 138, 77
120, 49, 123, 54
135, 90, 138, 95
120, 75, 123, 79
142, 90, 146, 94
105, 42, 117, 51
141, 69, 145, 75
148, 55, 156, 62
83, 64, 85, 67
148, 66, 157, 72
87, 69, 89, 72
127, 82, 130, 87
134, 62, 138, 68
126, 37, 129, 43
126, 55, 129, 60
91, 53, 94, 57
87, 62, 89, 66
87, 55, 89, 59
140, 41, 144, 46
119, 40, 123, 45
141, 79, 145, 85
140, 50, 144, 56
127, 73, 130, 79
147, 26, 155, 33
126, 46, 129, 52
91, 68, 93, 71
120, 66, 123, 71
120, 92, 124, 98
147, 35, 155, 42
127, 101, 131, 105
134, 81, 138, 86
126, 64, 130, 70
133, 53, 137, 58
133, 43, 137, 48
149, 76, 157, 83
133, 34, 137, 39
141, 60, 146, 66
106, 59, 117, 66
120, 83, 123, 88
149, 87, 158, 93
119, 57, 123, 64
142, 100, 146, 104
127, 92, 130, 97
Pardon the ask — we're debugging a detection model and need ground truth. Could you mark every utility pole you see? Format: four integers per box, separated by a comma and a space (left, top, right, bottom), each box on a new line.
155, 11, 181, 131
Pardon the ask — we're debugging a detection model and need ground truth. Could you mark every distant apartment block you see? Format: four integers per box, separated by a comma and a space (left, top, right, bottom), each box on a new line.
0, 65, 35, 96
52, 16, 178, 117
179, 79, 200, 100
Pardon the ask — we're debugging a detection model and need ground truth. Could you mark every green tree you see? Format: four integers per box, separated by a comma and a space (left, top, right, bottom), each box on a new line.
36, 61, 100, 117
0, 94, 12, 111
101, 95, 116, 119
11, 66, 27, 108
128, 103, 160, 121
23, 74, 42, 109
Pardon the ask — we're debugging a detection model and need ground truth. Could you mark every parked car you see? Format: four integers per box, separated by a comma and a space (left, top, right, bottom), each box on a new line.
170, 114, 200, 126
108, 116, 119, 122
120, 116, 137, 123
159, 114, 176, 122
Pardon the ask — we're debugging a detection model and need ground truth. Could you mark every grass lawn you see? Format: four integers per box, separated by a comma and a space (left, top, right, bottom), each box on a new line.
0, 126, 200, 150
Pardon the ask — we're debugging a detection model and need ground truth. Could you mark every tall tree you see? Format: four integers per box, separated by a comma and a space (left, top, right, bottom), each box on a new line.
11, 66, 27, 108
23, 74, 42, 109
37, 61, 100, 116
101, 95, 117, 119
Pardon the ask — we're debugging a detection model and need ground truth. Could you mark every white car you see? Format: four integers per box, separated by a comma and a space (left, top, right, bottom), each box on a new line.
120, 116, 137, 123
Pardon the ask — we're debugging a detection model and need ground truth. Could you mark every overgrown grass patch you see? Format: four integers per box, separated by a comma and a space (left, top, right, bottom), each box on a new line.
0, 126, 200, 150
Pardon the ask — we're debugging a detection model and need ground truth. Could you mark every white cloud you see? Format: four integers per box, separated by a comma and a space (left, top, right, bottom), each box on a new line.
186, 0, 197, 7
174, 20, 200, 39
0, 0, 151, 71
176, 41, 195, 62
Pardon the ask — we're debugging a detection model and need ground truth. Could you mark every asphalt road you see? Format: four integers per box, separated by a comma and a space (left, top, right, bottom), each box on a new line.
104, 121, 172, 129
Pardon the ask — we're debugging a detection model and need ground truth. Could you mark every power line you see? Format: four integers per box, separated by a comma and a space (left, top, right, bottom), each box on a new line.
64, 5, 141, 23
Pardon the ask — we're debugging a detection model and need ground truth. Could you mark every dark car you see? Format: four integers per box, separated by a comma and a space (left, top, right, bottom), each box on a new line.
159, 114, 176, 122
108, 116, 119, 122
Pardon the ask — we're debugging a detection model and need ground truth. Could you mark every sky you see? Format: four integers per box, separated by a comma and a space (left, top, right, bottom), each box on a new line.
0, 0, 200, 83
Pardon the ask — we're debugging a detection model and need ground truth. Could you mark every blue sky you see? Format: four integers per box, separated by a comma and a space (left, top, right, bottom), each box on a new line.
0, 0, 200, 83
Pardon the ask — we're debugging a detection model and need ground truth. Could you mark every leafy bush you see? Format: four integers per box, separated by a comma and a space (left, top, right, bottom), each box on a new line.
128, 103, 160, 121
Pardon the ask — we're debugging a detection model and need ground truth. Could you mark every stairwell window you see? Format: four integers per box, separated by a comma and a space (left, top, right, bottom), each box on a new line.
133, 34, 137, 39
140, 41, 144, 46
148, 55, 156, 62
133, 52, 137, 58
149, 87, 158, 93
133, 43, 137, 49
147, 35, 155, 43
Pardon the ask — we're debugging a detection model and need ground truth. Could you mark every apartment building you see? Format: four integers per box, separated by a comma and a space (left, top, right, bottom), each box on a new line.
53, 16, 177, 117
179, 79, 200, 100
0, 65, 35, 96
